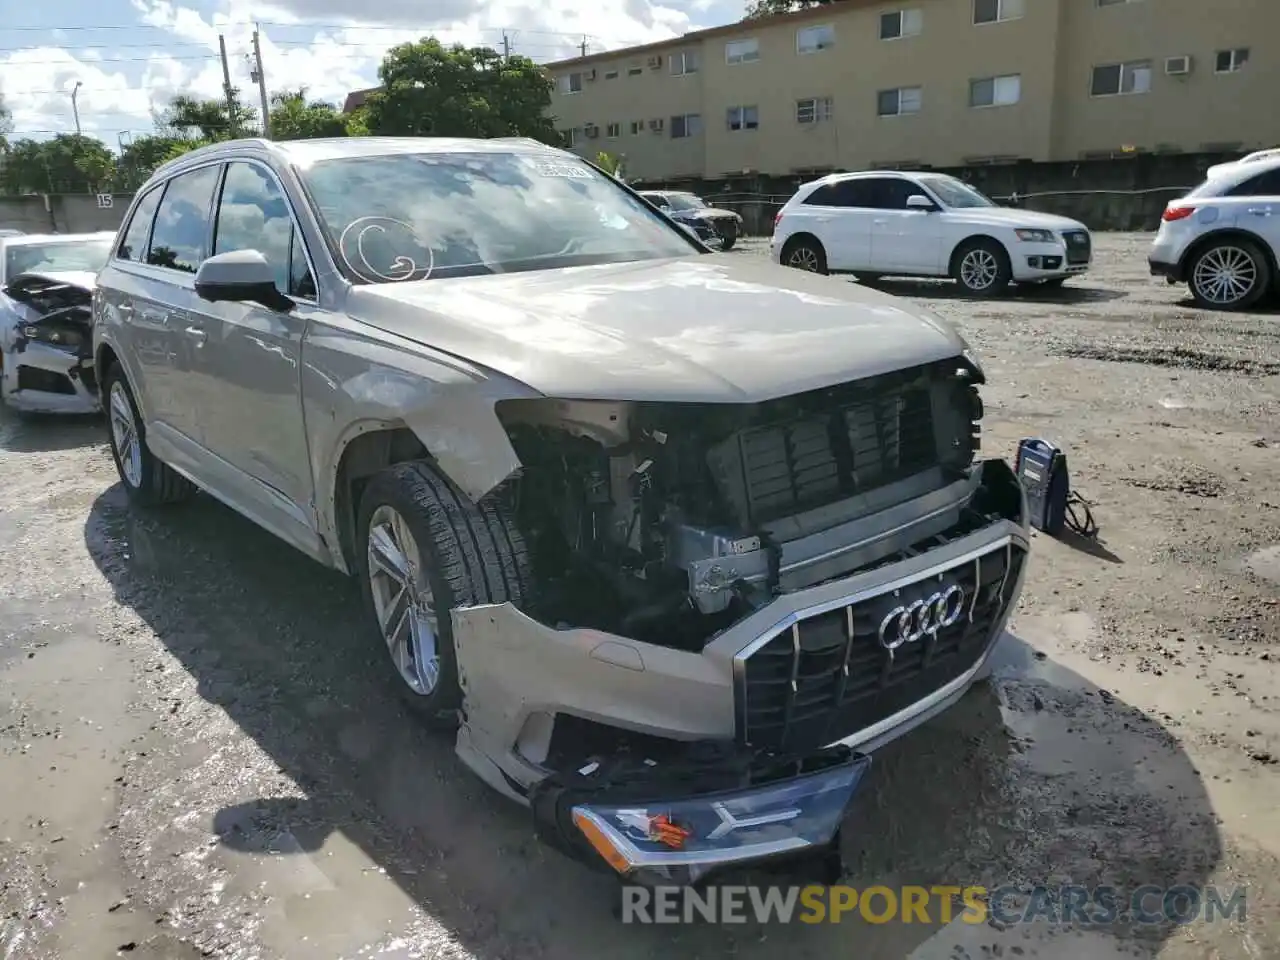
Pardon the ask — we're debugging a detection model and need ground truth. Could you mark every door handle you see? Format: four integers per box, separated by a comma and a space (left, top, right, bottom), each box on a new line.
116, 303, 134, 318
873, 218, 888, 225
1246, 207, 1273, 216
184, 325, 208, 345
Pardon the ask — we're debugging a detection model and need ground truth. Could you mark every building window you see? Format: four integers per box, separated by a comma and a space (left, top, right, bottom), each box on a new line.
797, 24, 835, 54
796, 96, 833, 124
630, 120, 643, 135
558, 73, 584, 94
627, 63, 643, 76
606, 122, 621, 138
562, 128, 579, 147
604, 69, 619, 80
1215, 48, 1249, 73
671, 113, 702, 138
1090, 60, 1151, 96
973, 0, 1024, 25
726, 105, 759, 130
879, 9, 923, 40
670, 50, 700, 75
725, 39, 760, 64
970, 73, 1021, 107
877, 86, 922, 117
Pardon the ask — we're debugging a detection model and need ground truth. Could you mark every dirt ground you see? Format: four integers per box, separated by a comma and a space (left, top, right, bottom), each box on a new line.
1, 232, 1278, 960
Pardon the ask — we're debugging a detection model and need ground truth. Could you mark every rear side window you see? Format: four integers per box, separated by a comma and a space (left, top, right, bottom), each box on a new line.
117, 186, 163, 262
147, 165, 222, 273
1226, 168, 1280, 197
803, 179, 883, 208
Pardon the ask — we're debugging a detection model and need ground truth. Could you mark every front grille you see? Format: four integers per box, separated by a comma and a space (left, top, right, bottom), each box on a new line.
707, 368, 940, 526
738, 540, 1025, 754
1063, 230, 1091, 265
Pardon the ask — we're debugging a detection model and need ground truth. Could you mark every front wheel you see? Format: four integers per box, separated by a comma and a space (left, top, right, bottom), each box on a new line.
102, 364, 193, 506
1187, 240, 1271, 311
719, 234, 737, 251
356, 461, 534, 726
952, 239, 1012, 296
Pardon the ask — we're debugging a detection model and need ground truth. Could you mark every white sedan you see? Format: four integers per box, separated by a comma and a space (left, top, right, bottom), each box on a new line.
770, 170, 1093, 295
0, 232, 114, 414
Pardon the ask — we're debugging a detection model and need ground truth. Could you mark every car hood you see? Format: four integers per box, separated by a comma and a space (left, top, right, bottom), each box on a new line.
345, 256, 972, 402
950, 207, 1086, 232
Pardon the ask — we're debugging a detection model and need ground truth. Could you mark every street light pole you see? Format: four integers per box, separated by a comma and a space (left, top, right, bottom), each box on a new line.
71, 81, 83, 136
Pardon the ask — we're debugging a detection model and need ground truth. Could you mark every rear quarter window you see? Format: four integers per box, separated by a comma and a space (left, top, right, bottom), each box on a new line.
117, 185, 163, 262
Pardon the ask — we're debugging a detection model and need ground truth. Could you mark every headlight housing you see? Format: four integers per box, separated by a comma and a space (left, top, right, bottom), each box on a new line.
21, 323, 86, 350
1014, 228, 1055, 243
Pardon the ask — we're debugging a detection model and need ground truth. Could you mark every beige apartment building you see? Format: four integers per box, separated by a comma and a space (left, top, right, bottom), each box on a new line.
546, 0, 1278, 182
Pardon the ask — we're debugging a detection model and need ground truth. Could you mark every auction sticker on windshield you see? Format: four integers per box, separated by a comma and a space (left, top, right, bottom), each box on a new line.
528, 159, 593, 179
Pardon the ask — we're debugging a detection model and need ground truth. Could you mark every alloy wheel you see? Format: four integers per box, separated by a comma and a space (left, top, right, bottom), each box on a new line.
960, 248, 1000, 291
108, 381, 143, 489
788, 246, 819, 271
366, 504, 441, 696
1192, 246, 1258, 306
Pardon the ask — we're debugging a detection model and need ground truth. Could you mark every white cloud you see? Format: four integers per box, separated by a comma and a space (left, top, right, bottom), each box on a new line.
0, 0, 712, 146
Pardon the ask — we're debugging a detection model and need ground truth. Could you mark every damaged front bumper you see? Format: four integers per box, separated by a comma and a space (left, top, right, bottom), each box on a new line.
452, 458, 1029, 881
531, 743, 870, 885
0, 272, 100, 415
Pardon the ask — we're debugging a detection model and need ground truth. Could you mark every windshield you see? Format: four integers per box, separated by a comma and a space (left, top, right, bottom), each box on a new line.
299, 151, 697, 283
917, 175, 997, 209
4, 238, 113, 279
665, 193, 707, 212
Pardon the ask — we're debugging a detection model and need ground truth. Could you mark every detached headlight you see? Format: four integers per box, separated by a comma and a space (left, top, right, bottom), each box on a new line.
21, 324, 85, 349
1014, 228, 1055, 243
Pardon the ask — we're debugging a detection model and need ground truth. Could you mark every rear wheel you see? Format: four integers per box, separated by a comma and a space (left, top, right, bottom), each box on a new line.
952, 238, 1012, 296
782, 237, 828, 274
356, 461, 533, 726
1187, 239, 1270, 310
102, 363, 193, 506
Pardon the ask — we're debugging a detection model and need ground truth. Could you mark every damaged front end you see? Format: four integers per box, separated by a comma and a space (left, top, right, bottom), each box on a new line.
450, 357, 1029, 882
0, 272, 100, 414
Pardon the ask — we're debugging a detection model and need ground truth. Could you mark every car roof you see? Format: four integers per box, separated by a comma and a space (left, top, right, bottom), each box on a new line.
152, 135, 575, 181
1204, 153, 1280, 186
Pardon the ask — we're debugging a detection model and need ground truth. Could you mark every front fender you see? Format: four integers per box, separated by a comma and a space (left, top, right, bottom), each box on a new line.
301, 314, 543, 569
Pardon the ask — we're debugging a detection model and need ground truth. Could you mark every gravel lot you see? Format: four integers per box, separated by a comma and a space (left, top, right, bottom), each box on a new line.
2, 232, 1279, 959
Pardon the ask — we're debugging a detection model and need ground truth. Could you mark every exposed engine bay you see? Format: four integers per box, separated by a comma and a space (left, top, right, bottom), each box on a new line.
496, 358, 984, 651
0, 271, 99, 414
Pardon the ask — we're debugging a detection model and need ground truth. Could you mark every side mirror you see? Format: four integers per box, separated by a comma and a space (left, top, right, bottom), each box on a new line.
194, 249, 293, 312
906, 194, 936, 211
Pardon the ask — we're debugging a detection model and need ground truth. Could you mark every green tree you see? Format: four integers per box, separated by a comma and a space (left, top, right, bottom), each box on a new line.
744, 0, 840, 17
595, 151, 622, 177
363, 39, 559, 143
0, 91, 11, 152
156, 89, 258, 141
269, 88, 351, 140
1, 134, 115, 195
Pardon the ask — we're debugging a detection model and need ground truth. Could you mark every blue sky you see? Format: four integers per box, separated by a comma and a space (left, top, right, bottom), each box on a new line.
1, 0, 743, 145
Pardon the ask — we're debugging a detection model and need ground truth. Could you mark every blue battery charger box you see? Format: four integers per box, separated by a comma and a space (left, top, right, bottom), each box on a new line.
1014, 437, 1070, 536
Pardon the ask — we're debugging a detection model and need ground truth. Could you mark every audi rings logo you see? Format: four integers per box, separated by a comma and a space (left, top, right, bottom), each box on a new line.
877, 585, 966, 651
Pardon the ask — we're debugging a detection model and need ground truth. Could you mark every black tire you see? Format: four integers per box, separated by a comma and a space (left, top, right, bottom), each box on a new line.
1186, 239, 1271, 311
102, 362, 194, 506
355, 460, 534, 727
782, 236, 828, 274
719, 234, 737, 251
952, 238, 1012, 296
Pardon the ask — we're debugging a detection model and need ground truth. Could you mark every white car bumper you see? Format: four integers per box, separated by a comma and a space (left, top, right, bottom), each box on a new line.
1008, 235, 1092, 282
0, 340, 100, 415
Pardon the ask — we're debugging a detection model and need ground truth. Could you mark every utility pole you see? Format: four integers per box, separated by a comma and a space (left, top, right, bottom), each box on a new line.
580, 36, 589, 57
218, 34, 237, 131
251, 26, 271, 140
70, 81, 83, 136
502, 31, 510, 59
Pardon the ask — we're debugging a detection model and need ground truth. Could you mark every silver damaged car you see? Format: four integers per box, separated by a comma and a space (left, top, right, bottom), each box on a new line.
93, 136, 1029, 885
